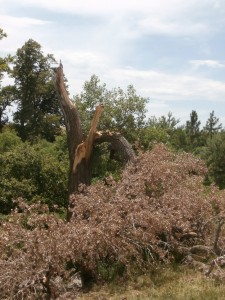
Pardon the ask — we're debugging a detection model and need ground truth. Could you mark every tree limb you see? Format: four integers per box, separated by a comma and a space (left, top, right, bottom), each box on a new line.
73, 105, 104, 173
94, 131, 136, 165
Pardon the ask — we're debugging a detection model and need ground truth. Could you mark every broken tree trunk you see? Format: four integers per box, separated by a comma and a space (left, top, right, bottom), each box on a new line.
53, 63, 135, 220
95, 131, 136, 165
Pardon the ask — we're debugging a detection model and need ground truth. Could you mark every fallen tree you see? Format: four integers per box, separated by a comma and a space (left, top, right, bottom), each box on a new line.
1, 145, 225, 299
53, 64, 135, 220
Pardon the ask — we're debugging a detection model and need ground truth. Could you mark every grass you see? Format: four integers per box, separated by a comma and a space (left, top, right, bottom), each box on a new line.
77, 266, 225, 300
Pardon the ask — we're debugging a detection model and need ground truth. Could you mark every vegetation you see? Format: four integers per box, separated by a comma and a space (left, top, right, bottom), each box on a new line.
1, 28, 225, 298
78, 266, 225, 300
0, 29, 14, 132
12, 39, 61, 142
203, 132, 225, 189
0, 128, 68, 213
75, 74, 147, 143
1, 144, 225, 298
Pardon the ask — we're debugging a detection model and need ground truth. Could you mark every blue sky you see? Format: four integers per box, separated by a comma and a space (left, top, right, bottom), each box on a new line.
0, 0, 225, 126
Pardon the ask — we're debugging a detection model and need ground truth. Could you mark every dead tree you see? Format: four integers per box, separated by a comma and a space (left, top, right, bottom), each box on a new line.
53, 64, 135, 220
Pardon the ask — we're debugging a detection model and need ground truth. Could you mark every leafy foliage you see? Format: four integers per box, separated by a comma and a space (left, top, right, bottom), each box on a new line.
139, 112, 180, 150
0, 28, 7, 40
185, 110, 201, 150
0, 127, 22, 152
203, 110, 222, 140
0, 29, 15, 131
0, 129, 68, 213
12, 39, 61, 141
203, 132, 225, 189
75, 75, 148, 143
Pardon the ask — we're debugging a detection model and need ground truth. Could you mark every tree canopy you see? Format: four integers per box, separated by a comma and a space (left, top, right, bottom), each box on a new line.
75, 74, 148, 143
12, 39, 61, 141
203, 110, 222, 139
0, 29, 14, 132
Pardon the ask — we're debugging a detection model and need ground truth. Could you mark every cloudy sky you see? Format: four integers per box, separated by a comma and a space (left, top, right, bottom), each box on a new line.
1, 0, 225, 126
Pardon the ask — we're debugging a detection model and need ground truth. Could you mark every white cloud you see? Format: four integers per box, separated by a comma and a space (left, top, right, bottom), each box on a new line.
114, 68, 225, 124
53, 50, 109, 69
0, 0, 188, 16
0, 15, 51, 29
50, 49, 112, 92
0, 15, 54, 53
6, 0, 221, 17
138, 18, 209, 36
103, 68, 225, 103
189, 60, 225, 69
57, 53, 225, 104
2, 0, 224, 38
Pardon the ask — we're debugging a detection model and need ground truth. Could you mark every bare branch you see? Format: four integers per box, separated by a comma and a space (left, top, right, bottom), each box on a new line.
213, 217, 225, 255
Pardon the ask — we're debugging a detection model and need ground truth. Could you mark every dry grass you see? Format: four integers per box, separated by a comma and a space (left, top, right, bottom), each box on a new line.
77, 266, 225, 300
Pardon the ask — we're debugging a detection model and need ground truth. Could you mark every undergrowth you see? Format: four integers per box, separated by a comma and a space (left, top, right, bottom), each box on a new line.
77, 266, 225, 300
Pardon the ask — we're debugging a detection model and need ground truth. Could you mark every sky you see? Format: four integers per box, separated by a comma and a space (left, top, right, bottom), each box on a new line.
0, 0, 225, 126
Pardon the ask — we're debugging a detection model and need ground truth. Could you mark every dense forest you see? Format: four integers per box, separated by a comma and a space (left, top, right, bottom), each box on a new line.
1, 29, 225, 299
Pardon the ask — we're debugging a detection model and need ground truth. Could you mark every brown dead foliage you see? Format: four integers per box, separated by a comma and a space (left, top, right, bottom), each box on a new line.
1, 144, 225, 299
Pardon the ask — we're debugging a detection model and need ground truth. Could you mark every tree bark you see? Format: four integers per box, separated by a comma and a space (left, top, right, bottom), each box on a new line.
53, 63, 89, 194
94, 131, 136, 165
53, 64, 135, 220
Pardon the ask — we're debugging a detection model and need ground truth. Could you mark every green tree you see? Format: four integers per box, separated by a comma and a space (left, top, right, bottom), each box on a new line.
74, 75, 108, 134
12, 39, 61, 141
139, 112, 182, 151
138, 126, 170, 150
0, 127, 22, 153
148, 112, 180, 130
169, 126, 189, 151
0, 29, 14, 132
109, 85, 147, 142
75, 75, 148, 143
0, 28, 7, 40
185, 110, 201, 150
203, 132, 225, 189
203, 110, 222, 139
0, 85, 16, 132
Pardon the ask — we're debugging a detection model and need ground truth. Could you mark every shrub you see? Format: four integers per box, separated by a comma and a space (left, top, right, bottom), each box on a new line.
0, 134, 68, 213
0, 128, 22, 153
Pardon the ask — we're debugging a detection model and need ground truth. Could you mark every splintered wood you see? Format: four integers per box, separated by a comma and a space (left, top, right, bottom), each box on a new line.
72, 105, 104, 173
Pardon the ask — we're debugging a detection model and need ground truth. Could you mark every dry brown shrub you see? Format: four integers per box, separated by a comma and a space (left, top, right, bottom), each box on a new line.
1, 144, 225, 299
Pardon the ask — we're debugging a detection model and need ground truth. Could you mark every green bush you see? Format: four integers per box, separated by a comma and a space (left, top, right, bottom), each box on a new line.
0, 130, 68, 213
203, 132, 225, 189
0, 128, 22, 153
